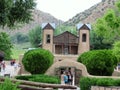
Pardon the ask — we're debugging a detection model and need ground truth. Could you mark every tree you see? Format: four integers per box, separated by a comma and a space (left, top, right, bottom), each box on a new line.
112, 41, 120, 62
90, 30, 112, 50
11, 33, 29, 43
0, 0, 36, 28
28, 26, 42, 47
55, 25, 77, 36
77, 50, 118, 76
0, 32, 13, 59
22, 48, 54, 74
92, 1, 120, 49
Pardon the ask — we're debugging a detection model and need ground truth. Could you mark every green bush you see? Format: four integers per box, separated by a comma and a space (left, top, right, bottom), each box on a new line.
22, 48, 54, 74
0, 78, 20, 90
77, 50, 118, 76
16, 74, 60, 84
80, 77, 120, 90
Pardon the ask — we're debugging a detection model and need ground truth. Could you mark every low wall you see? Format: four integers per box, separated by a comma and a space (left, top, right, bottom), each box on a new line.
54, 54, 78, 62
91, 86, 120, 90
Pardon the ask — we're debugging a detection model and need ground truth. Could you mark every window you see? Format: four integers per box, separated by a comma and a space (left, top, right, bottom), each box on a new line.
82, 33, 86, 42
46, 34, 50, 43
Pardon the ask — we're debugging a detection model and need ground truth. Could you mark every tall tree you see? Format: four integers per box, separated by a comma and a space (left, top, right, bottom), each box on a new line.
0, 32, 13, 59
91, 1, 120, 49
0, 0, 36, 28
29, 26, 42, 47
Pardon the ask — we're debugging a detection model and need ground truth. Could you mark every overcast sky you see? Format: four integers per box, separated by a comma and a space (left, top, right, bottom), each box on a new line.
35, 0, 101, 21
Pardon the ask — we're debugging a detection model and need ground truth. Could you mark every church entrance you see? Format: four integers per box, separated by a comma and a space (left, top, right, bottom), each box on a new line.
55, 67, 82, 85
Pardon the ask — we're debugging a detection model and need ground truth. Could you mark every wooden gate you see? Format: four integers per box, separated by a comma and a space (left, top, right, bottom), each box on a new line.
75, 69, 82, 85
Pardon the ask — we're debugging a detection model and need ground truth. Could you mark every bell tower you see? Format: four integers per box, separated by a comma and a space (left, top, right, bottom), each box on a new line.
77, 23, 91, 55
42, 23, 55, 53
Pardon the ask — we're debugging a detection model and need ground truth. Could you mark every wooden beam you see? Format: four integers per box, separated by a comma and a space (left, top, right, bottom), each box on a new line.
0, 78, 77, 89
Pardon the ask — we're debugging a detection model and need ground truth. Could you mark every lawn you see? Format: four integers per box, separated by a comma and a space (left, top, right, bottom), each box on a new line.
11, 42, 31, 60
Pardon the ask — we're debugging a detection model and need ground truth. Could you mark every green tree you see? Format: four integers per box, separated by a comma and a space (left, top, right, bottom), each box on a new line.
55, 25, 77, 36
77, 50, 118, 76
28, 26, 42, 47
0, 0, 36, 28
90, 30, 112, 50
22, 48, 54, 74
92, 1, 120, 49
112, 41, 120, 62
11, 33, 29, 43
0, 32, 13, 59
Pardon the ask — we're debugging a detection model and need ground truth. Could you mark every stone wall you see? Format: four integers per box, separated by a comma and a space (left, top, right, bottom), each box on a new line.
91, 86, 120, 90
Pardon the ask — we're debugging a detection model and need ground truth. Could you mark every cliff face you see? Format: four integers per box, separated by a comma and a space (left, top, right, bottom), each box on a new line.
64, 0, 117, 26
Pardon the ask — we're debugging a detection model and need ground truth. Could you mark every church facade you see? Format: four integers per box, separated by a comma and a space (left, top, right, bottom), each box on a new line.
41, 23, 91, 55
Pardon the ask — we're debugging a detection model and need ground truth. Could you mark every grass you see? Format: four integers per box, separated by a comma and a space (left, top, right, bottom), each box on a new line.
11, 42, 32, 60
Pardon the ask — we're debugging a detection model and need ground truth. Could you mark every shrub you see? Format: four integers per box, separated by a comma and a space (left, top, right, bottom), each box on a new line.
77, 50, 118, 76
22, 48, 54, 74
16, 74, 60, 84
80, 77, 120, 90
0, 78, 20, 90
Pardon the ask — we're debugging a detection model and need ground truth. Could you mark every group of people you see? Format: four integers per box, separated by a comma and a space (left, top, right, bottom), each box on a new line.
61, 68, 73, 85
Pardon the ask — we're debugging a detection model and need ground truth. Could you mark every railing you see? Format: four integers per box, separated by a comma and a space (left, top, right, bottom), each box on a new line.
0, 78, 77, 90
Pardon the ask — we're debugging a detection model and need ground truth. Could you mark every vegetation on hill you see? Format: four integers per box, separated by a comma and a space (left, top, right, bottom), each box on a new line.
64, 0, 117, 26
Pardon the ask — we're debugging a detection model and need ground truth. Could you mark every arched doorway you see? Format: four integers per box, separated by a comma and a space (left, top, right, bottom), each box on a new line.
55, 66, 82, 85
45, 60, 89, 85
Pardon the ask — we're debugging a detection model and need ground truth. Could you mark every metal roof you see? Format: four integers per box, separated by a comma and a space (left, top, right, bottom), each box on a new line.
41, 23, 55, 30
76, 23, 91, 30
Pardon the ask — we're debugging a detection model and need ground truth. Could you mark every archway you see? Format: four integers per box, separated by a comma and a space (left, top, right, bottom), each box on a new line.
45, 59, 89, 85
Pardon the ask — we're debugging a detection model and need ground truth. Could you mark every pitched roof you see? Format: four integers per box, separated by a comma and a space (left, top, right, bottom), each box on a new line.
41, 23, 55, 30
76, 23, 91, 30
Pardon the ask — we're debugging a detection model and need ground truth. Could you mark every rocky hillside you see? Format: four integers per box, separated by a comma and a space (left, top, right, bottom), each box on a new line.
0, 10, 63, 35
64, 0, 117, 26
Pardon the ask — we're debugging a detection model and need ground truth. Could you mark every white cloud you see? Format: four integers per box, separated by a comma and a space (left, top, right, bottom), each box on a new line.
35, 0, 101, 21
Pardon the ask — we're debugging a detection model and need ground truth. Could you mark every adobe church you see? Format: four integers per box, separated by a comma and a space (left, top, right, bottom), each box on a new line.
42, 23, 91, 85
41, 23, 91, 56
19, 23, 91, 85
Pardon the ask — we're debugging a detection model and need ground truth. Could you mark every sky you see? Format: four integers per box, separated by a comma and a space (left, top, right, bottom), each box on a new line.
35, 0, 101, 21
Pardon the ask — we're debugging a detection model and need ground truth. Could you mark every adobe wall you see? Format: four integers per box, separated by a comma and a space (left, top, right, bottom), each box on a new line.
54, 54, 79, 62
45, 59, 89, 76
91, 86, 120, 90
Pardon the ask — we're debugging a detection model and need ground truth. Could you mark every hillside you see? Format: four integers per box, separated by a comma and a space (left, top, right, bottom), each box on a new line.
64, 0, 117, 26
0, 10, 63, 35
0, 0, 118, 34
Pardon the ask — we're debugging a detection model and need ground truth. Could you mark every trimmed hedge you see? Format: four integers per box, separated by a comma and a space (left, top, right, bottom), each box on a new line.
16, 74, 60, 84
77, 50, 118, 76
22, 48, 54, 74
80, 77, 120, 90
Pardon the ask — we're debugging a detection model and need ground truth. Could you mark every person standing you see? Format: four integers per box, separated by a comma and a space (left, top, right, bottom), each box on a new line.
64, 71, 69, 84
61, 71, 65, 85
